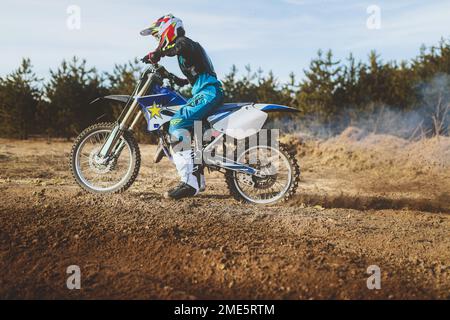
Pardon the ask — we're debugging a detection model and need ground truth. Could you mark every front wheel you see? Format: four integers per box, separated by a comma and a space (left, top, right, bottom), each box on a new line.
70, 122, 141, 194
225, 143, 300, 204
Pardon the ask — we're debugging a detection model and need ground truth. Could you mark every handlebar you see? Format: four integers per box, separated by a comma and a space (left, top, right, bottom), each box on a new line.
141, 61, 187, 86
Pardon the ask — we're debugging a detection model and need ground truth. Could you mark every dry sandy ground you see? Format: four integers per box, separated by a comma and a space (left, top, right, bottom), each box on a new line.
0, 131, 449, 299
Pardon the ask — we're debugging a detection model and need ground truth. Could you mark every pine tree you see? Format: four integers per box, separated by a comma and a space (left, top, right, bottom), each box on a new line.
44, 57, 109, 139
0, 58, 40, 139
296, 49, 342, 122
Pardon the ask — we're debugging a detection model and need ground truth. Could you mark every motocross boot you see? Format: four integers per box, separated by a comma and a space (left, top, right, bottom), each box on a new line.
164, 182, 197, 199
164, 149, 199, 199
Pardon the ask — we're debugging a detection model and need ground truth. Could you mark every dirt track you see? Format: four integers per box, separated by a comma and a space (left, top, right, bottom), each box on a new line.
0, 134, 449, 299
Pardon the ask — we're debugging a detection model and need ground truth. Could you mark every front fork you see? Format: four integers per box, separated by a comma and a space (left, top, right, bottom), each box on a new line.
96, 110, 142, 163
96, 74, 152, 161
97, 125, 122, 161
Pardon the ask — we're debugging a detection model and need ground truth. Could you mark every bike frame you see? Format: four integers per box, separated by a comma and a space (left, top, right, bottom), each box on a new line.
95, 65, 260, 176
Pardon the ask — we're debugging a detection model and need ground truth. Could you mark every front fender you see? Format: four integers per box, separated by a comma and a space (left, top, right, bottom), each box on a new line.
254, 104, 300, 113
90, 95, 132, 105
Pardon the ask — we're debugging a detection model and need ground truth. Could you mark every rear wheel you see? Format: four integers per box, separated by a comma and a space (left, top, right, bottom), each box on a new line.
225, 143, 300, 204
70, 122, 141, 194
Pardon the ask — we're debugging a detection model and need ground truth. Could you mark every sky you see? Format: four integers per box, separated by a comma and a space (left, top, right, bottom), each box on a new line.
1, 0, 450, 83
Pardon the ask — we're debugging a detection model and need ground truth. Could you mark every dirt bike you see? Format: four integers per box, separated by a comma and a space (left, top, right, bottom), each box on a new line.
70, 63, 300, 204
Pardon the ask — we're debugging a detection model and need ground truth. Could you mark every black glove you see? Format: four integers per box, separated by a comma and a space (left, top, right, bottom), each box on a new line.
141, 51, 161, 64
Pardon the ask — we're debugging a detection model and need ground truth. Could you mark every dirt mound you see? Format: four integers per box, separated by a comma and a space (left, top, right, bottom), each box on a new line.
281, 128, 450, 213
282, 126, 450, 171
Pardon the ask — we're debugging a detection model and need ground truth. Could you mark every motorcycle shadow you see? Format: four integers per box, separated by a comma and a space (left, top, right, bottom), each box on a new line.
130, 191, 161, 201
131, 191, 231, 201
196, 193, 230, 200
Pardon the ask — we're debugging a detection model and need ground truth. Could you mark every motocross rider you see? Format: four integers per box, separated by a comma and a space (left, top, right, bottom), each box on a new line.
140, 14, 224, 199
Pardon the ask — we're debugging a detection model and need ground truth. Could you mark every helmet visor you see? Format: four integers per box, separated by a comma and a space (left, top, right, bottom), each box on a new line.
140, 27, 153, 36
140, 19, 162, 37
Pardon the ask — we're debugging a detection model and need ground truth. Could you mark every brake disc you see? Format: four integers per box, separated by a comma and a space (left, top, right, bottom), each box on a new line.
237, 174, 255, 187
254, 175, 277, 189
89, 148, 114, 174
253, 162, 278, 189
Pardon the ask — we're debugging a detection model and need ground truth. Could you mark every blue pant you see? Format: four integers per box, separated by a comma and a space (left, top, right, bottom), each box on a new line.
169, 83, 224, 141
